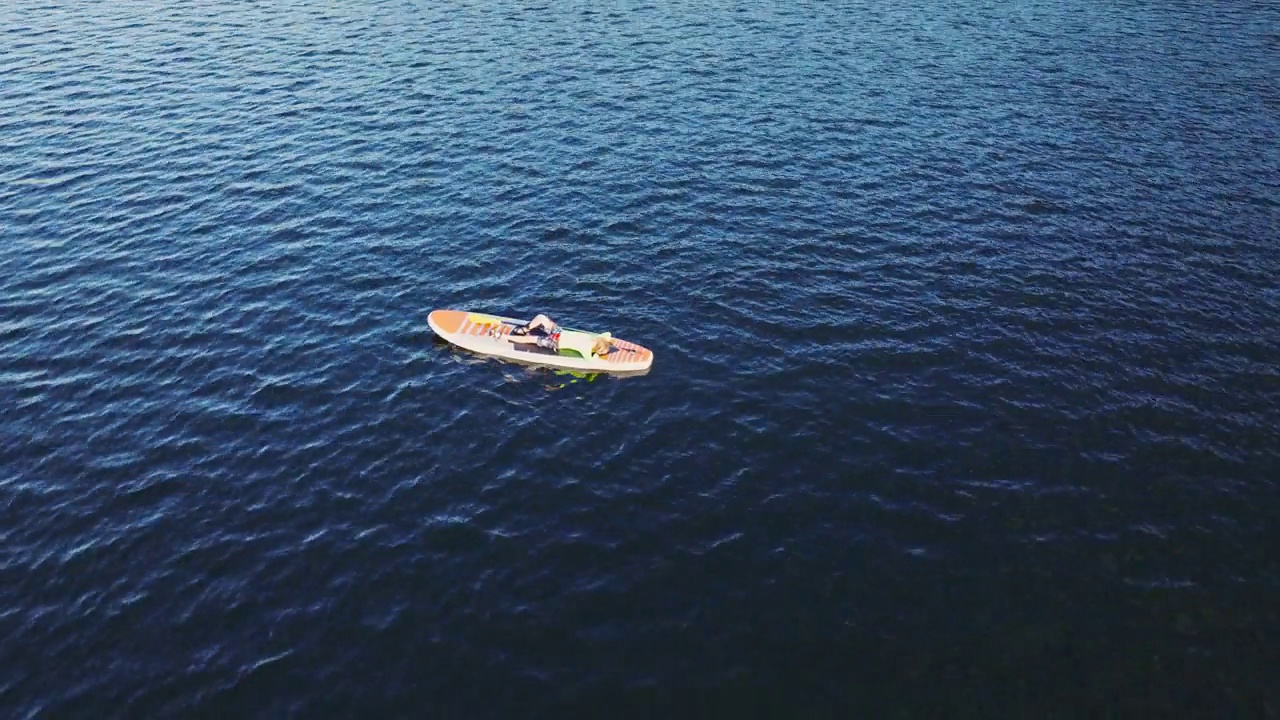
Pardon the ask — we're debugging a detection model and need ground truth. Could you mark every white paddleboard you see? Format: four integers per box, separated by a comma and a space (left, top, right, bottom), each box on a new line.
428, 309, 653, 373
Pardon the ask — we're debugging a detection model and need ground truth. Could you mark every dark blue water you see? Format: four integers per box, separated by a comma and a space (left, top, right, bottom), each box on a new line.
3, 0, 1278, 716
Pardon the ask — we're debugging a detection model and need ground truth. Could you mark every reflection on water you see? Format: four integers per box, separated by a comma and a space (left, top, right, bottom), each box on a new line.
543, 368, 602, 391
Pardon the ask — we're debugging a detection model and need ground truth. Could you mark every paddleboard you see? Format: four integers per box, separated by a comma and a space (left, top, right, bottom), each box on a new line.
428, 309, 653, 373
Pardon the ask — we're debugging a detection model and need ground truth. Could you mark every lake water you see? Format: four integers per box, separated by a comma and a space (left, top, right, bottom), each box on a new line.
2, 0, 1277, 716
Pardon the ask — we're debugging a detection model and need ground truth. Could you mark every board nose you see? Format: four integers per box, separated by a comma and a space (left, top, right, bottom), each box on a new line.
428, 309, 465, 334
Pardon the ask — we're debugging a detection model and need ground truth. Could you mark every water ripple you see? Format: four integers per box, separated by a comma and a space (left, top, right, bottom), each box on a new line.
3, 0, 1278, 715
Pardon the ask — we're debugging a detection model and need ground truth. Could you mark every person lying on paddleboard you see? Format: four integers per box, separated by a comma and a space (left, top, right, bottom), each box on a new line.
508, 314, 613, 357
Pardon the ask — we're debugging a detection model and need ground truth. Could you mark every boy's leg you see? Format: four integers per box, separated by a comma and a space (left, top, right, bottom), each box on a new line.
513, 313, 555, 336
526, 314, 556, 332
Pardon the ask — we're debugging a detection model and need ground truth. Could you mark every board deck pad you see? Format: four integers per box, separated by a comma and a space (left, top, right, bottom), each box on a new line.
428, 309, 653, 373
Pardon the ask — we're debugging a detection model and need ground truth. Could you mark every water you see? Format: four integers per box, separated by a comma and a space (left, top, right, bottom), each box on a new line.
2, 0, 1278, 716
